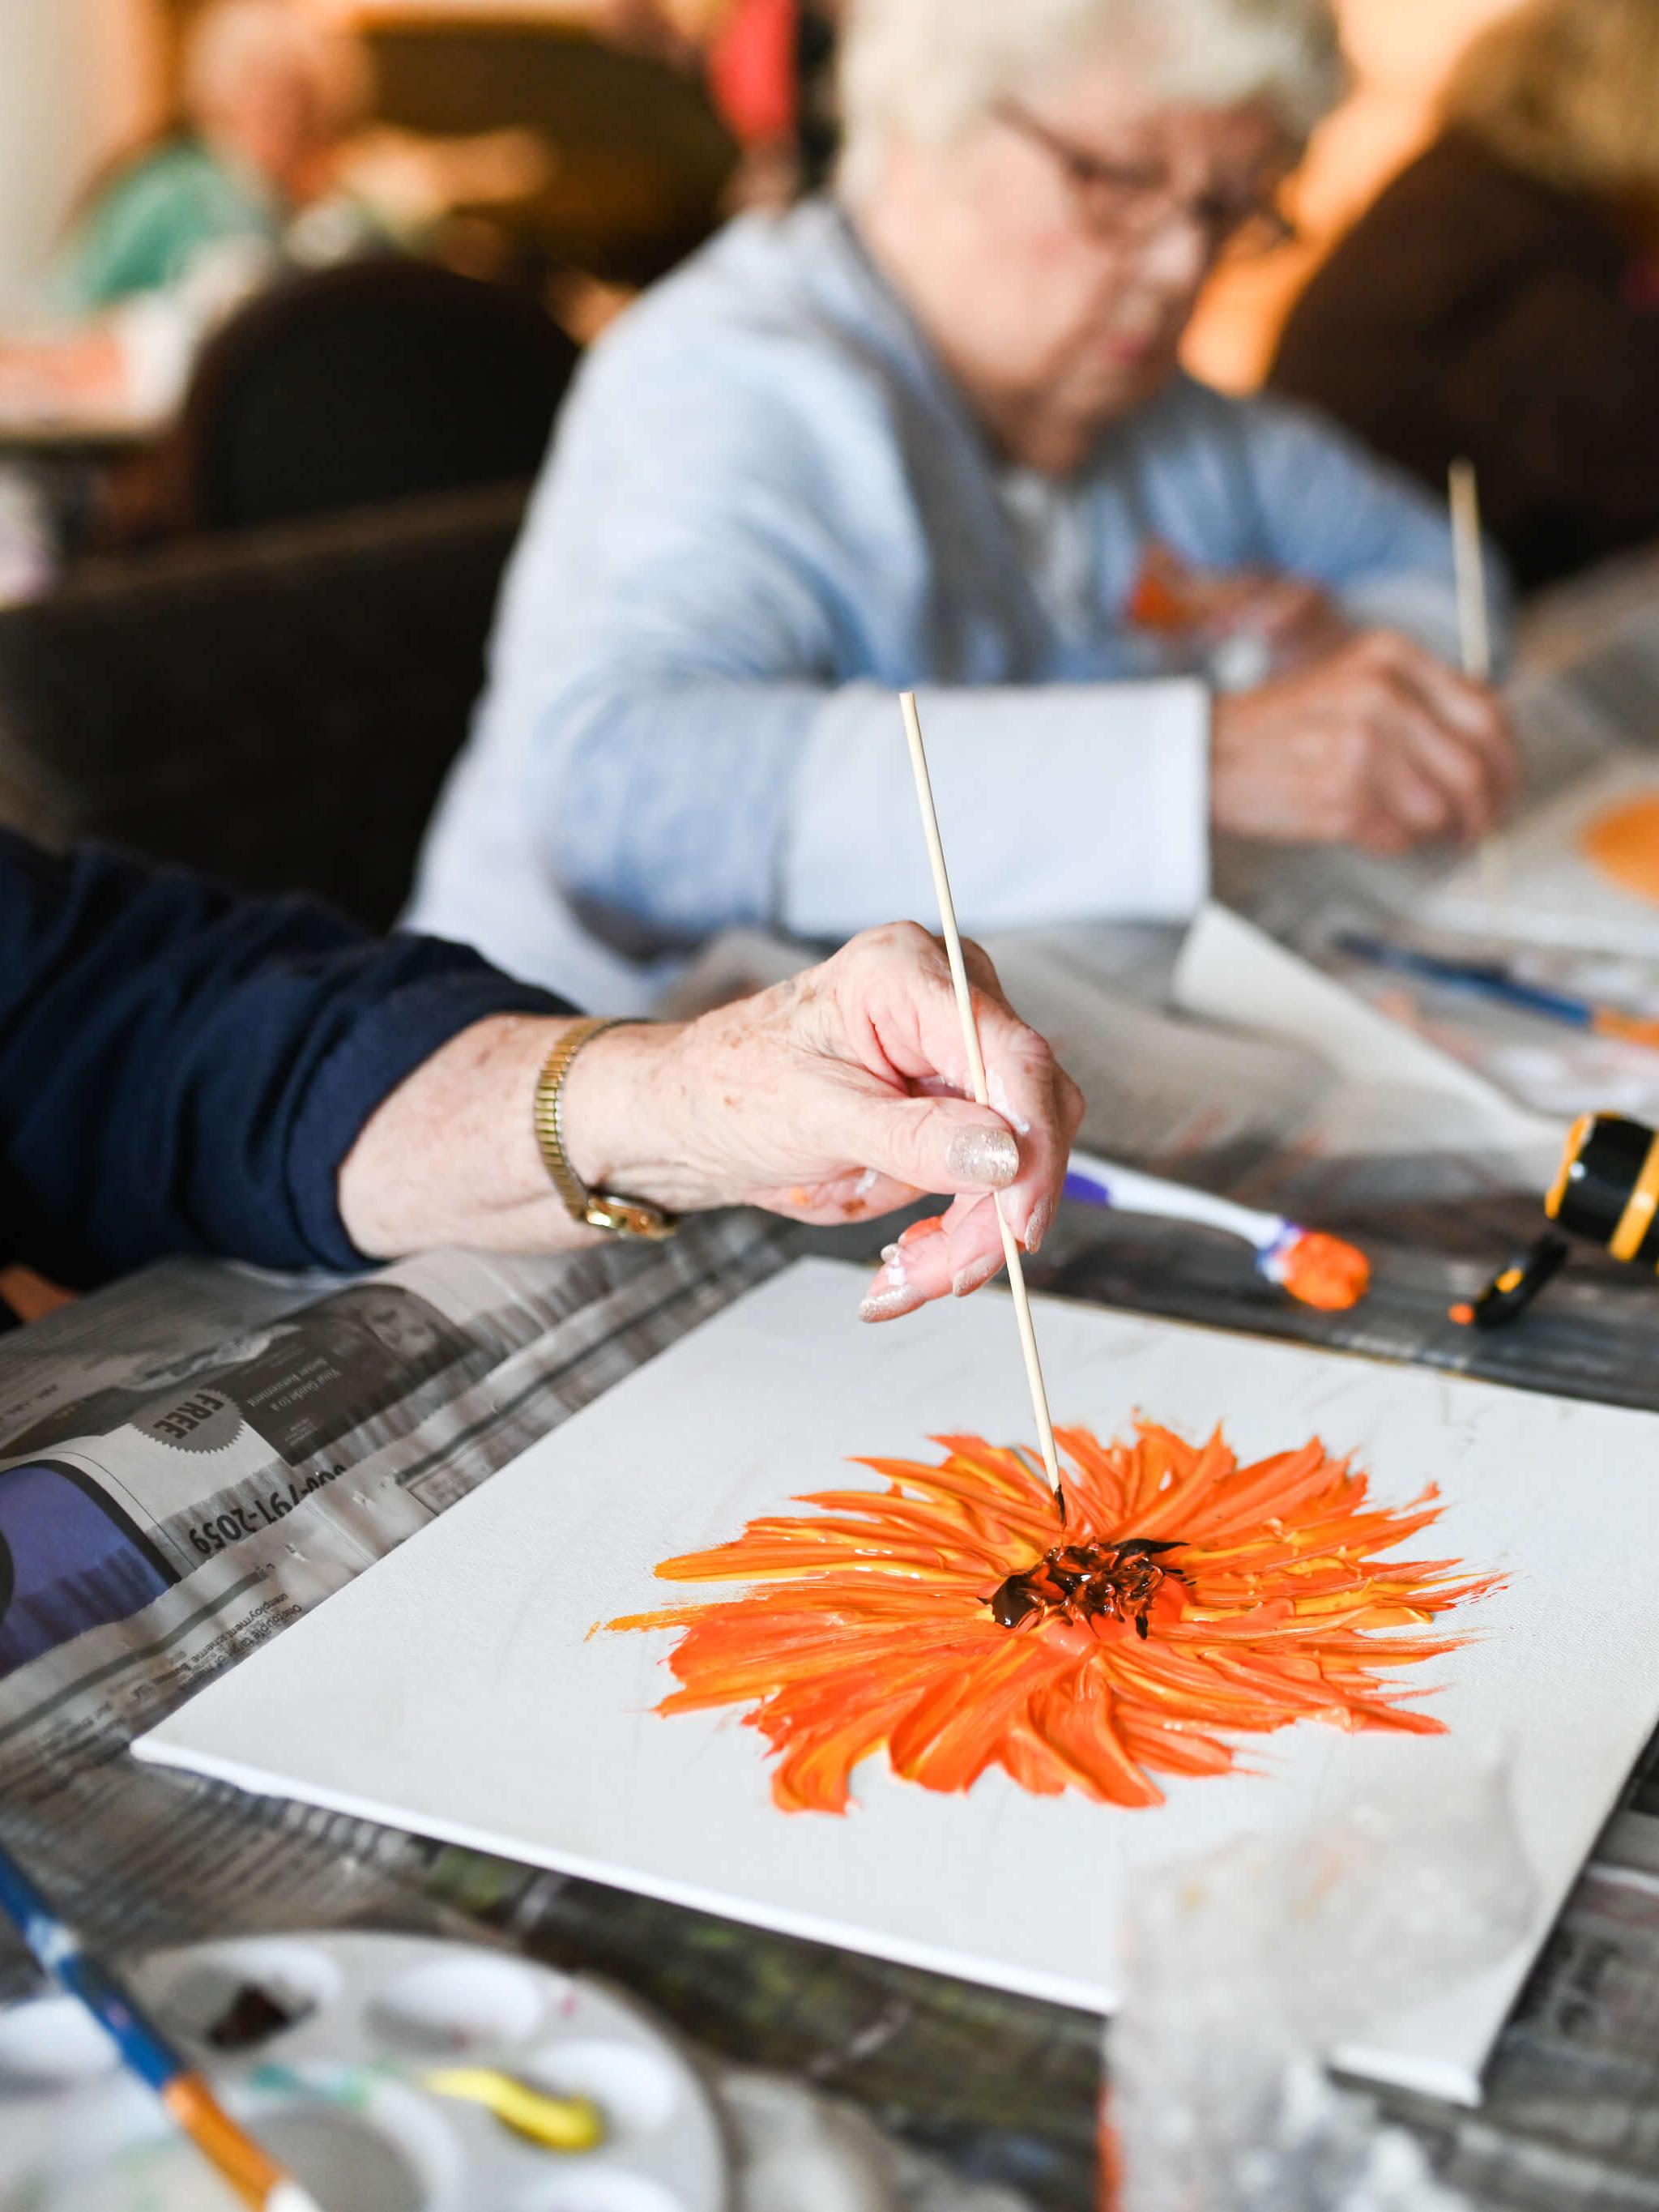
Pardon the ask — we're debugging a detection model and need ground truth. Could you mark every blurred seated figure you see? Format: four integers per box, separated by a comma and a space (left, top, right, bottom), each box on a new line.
0, 1, 379, 428
408, 0, 1517, 1013
0, 0, 549, 430
1271, 0, 1659, 593
55, 1, 378, 321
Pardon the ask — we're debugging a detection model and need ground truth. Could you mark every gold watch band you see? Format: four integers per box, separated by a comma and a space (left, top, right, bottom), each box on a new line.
533, 1018, 679, 1241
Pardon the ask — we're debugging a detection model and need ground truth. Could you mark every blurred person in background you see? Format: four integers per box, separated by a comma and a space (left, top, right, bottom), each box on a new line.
1272, 0, 1659, 592
409, 0, 1518, 1015
56, 0, 380, 322
0, 0, 377, 425
0, 0, 548, 429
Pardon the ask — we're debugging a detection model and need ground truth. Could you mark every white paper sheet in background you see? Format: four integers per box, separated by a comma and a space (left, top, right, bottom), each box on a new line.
1421, 757, 1659, 958
137, 1259, 1659, 2106
1171, 903, 1566, 1166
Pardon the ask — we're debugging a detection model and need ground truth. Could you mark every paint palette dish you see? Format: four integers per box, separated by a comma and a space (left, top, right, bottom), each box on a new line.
0, 1930, 725, 2212
1422, 754, 1659, 954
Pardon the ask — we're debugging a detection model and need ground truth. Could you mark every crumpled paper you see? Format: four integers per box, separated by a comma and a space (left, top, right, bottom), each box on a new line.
719, 2067, 1034, 2212
1108, 1754, 1537, 2212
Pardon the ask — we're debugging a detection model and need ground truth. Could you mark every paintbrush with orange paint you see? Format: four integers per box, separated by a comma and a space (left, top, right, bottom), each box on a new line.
1064, 1150, 1371, 1312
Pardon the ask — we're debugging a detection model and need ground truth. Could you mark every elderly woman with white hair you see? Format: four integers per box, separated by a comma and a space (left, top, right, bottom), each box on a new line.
411, 0, 1518, 1013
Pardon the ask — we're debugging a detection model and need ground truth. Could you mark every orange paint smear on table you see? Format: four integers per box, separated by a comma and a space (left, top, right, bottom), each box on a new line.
1581, 791, 1659, 907
608, 1425, 1500, 1815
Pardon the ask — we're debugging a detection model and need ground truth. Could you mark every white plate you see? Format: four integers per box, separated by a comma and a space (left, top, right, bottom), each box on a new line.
0, 1930, 726, 2212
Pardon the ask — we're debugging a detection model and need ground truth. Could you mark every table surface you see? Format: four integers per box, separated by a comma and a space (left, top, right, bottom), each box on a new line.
5, 1171, 1659, 2212
0, 399, 160, 454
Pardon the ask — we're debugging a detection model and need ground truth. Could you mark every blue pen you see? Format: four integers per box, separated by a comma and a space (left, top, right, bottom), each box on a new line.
1336, 932, 1659, 1049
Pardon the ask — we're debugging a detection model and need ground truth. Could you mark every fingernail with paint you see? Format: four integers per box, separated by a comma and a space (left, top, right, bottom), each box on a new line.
945, 1126, 1019, 1189
952, 1252, 1001, 1299
859, 1249, 926, 1324
1024, 1198, 1053, 1255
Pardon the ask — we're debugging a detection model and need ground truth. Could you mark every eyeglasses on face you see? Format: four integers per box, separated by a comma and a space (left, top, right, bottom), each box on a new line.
992, 100, 1297, 259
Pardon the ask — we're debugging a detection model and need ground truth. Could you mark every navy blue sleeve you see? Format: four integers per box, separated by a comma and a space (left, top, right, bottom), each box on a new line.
0, 832, 573, 1287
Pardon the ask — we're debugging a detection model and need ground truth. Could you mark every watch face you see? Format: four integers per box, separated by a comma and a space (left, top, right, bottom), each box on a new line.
586, 1197, 677, 1241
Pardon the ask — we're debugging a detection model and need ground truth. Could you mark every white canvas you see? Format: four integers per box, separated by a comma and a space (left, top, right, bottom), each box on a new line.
1422, 754, 1659, 954
136, 1260, 1659, 2105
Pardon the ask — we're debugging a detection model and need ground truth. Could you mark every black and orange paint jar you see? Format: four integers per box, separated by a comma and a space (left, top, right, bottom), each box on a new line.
1547, 1112, 1659, 1269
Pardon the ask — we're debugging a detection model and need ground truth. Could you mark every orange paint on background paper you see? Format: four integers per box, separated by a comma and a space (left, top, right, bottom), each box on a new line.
609, 1424, 1500, 1815
1581, 792, 1659, 907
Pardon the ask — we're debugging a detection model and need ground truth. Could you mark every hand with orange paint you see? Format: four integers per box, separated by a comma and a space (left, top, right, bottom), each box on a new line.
572, 923, 1084, 1318
1127, 544, 1347, 674
343, 924, 1084, 1317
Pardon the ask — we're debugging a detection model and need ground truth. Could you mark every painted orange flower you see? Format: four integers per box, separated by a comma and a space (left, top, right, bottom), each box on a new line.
609, 1424, 1501, 1815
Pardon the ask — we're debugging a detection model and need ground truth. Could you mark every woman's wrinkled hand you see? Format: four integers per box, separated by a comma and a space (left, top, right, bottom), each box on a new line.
1210, 628, 1518, 852
563, 922, 1085, 1317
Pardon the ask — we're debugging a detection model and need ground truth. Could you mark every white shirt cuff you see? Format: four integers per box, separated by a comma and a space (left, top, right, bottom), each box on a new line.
781, 679, 1211, 940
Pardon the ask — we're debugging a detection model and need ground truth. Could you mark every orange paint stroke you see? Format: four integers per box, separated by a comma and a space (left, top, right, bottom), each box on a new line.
1126, 545, 1202, 634
608, 1424, 1502, 1815
1582, 791, 1659, 908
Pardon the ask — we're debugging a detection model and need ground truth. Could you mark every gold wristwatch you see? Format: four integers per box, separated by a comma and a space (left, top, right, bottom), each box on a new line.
532, 1018, 679, 1240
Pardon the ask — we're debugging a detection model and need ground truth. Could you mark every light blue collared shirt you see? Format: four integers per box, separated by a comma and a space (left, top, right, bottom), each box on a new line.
409, 199, 1492, 1010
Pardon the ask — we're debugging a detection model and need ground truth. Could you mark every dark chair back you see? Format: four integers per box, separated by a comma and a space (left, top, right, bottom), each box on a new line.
175, 258, 578, 533
0, 486, 526, 931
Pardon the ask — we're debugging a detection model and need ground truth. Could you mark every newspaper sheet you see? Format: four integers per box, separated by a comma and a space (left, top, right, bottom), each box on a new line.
0, 1219, 785, 1988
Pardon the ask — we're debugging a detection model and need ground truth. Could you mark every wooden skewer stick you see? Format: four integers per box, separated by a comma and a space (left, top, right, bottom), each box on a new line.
1449, 458, 1505, 910
1448, 459, 1491, 685
898, 690, 1067, 1518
